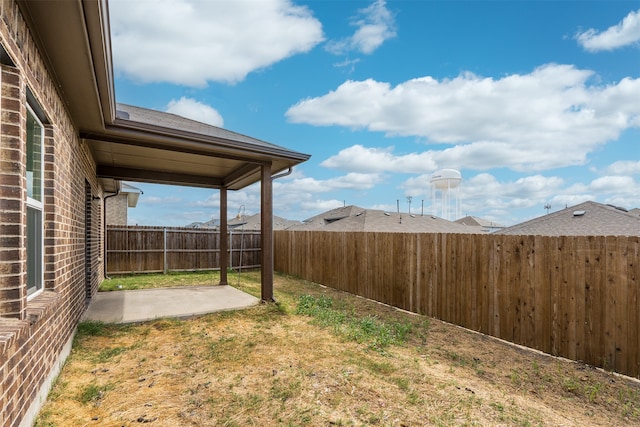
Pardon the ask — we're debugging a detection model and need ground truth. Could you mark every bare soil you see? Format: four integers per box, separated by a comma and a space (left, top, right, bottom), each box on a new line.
36, 273, 640, 426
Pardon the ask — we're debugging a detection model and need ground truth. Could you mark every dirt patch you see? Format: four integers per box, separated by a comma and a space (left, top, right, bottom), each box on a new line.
36, 273, 640, 426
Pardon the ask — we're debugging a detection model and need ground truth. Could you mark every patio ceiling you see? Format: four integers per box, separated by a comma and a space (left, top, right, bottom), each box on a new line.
18, 0, 310, 192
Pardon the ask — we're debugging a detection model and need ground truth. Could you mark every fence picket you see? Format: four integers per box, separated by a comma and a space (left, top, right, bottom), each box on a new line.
273, 231, 639, 378
107, 226, 260, 274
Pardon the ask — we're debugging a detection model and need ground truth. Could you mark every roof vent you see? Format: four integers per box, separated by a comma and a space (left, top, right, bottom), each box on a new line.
384, 212, 391, 216
116, 109, 130, 119
573, 210, 586, 217
606, 204, 628, 212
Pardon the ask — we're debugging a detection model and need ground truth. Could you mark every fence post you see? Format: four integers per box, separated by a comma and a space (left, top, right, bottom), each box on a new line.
229, 230, 233, 270
163, 227, 167, 274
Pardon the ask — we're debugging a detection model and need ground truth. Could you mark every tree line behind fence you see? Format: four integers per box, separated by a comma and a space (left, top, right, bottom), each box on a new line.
106, 226, 261, 274
273, 231, 640, 379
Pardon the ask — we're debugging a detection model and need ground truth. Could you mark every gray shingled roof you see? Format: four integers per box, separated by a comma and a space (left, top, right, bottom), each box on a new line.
116, 104, 288, 153
454, 215, 505, 232
187, 214, 300, 230
293, 206, 363, 230
228, 214, 301, 231
495, 201, 640, 236
288, 206, 480, 233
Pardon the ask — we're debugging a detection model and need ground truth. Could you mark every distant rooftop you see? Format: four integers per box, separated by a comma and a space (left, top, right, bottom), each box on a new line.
187, 214, 300, 231
228, 213, 301, 231
454, 215, 505, 232
495, 201, 640, 236
120, 182, 143, 208
289, 205, 481, 233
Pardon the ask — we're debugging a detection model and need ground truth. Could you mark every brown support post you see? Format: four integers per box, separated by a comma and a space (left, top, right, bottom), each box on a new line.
219, 187, 228, 286
261, 163, 274, 302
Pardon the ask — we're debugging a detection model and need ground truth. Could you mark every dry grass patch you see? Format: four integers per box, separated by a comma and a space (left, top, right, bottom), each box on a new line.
36, 272, 640, 426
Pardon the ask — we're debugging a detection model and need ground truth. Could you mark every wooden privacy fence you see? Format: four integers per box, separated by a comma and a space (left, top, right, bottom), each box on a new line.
274, 231, 640, 378
107, 226, 261, 274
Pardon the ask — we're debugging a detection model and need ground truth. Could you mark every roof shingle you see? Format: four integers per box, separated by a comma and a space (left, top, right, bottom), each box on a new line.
495, 201, 640, 236
289, 206, 480, 233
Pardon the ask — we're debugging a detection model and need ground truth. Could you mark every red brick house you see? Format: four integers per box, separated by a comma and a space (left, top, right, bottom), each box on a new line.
0, 1, 309, 425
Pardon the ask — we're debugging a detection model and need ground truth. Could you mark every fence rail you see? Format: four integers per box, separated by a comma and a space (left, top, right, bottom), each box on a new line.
106, 226, 261, 274
274, 231, 640, 378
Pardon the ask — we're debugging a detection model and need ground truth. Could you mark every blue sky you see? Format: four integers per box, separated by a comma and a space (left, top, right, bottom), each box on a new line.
109, 0, 640, 227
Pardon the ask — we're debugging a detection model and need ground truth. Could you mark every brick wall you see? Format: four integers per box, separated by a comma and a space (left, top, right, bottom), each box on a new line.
0, 63, 25, 320
106, 194, 129, 225
0, 1, 104, 425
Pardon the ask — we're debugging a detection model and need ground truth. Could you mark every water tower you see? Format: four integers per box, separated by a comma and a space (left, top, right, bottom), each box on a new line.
430, 169, 462, 220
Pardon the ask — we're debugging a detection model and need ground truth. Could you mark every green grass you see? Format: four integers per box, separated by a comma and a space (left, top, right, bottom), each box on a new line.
75, 320, 109, 338
295, 294, 417, 352
78, 383, 114, 405
99, 270, 222, 291
94, 346, 129, 363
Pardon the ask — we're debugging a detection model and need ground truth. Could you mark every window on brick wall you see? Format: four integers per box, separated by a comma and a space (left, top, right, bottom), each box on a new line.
26, 104, 44, 298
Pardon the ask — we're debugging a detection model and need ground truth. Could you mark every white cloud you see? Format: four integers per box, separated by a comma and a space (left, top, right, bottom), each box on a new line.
557, 174, 640, 210
191, 187, 260, 215
110, 0, 324, 87
467, 173, 640, 213
300, 199, 345, 211
322, 145, 438, 173
321, 142, 589, 174
275, 172, 382, 193
333, 58, 361, 71
576, 9, 640, 52
185, 171, 382, 220
287, 64, 640, 172
166, 97, 224, 127
464, 174, 562, 206
588, 175, 636, 192
547, 195, 594, 210
325, 0, 396, 55
274, 172, 383, 219
606, 160, 640, 175
401, 172, 568, 217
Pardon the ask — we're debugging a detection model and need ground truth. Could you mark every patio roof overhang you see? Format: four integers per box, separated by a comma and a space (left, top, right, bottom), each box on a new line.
85, 103, 309, 191
17, 0, 310, 192
18, 0, 309, 300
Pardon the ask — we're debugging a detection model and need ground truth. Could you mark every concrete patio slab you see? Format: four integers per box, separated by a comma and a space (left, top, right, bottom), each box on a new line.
81, 286, 260, 324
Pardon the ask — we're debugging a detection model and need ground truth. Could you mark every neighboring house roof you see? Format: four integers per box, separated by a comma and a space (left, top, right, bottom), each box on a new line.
120, 182, 142, 208
186, 219, 219, 229
229, 214, 301, 231
187, 215, 300, 230
17, 1, 310, 192
295, 205, 364, 230
495, 201, 640, 236
289, 205, 479, 233
454, 215, 505, 232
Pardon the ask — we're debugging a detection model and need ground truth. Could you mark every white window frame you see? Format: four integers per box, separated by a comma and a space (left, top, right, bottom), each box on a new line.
26, 103, 44, 299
